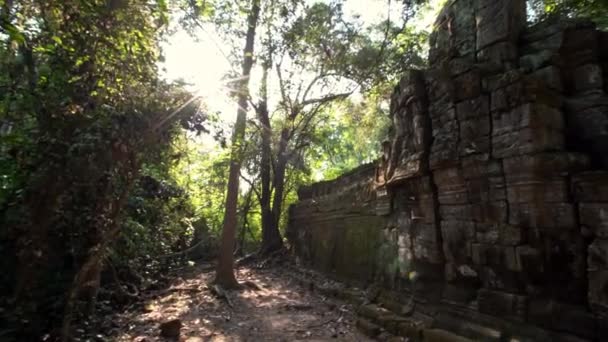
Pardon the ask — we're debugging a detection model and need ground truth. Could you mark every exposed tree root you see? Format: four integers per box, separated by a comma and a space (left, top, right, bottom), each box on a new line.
210, 284, 234, 308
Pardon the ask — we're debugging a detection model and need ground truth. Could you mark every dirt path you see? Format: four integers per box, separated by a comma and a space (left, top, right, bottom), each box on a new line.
107, 264, 373, 342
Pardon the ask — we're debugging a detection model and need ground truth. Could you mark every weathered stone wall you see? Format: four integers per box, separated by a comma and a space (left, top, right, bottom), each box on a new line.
288, 0, 608, 340
288, 163, 388, 281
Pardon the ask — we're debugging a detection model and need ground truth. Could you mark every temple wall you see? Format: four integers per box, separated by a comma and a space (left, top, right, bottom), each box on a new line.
288, 0, 608, 340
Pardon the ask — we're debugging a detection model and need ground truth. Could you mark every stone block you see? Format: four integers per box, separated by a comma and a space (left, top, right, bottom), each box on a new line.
429, 0, 476, 63
506, 179, 570, 203
441, 220, 475, 262
411, 260, 446, 285
572, 172, 608, 202
471, 243, 504, 266
504, 246, 519, 271
571, 63, 604, 93
458, 116, 491, 156
531, 65, 563, 91
434, 313, 503, 341
457, 96, 491, 157
356, 318, 381, 337
427, 71, 456, 109
600, 316, 608, 342
588, 239, 608, 271
471, 243, 484, 265
509, 202, 576, 230
525, 31, 564, 51
601, 31, 608, 59
493, 103, 564, 135
430, 106, 456, 127
471, 201, 508, 223
476, 223, 521, 245
377, 314, 411, 335
516, 245, 543, 274
447, 57, 475, 77
423, 329, 473, 342
479, 266, 526, 293
442, 283, 479, 303
430, 120, 460, 169
530, 233, 588, 304
433, 167, 469, 204
521, 19, 565, 44
375, 188, 392, 216
561, 27, 601, 67
491, 78, 562, 113
456, 95, 490, 120
433, 166, 465, 187
492, 127, 564, 159
394, 176, 435, 199
445, 262, 479, 284
450, 0, 477, 58
440, 204, 472, 221
482, 69, 522, 92
475, 0, 526, 50
358, 304, 391, 321
297, 186, 312, 200
580, 203, 608, 238
589, 269, 608, 313
477, 41, 518, 65
520, 50, 561, 72
564, 96, 608, 168
503, 152, 590, 181
461, 155, 502, 179
503, 224, 524, 245
528, 300, 597, 339
394, 70, 428, 108
398, 321, 424, 340
416, 198, 437, 225
477, 289, 527, 320
454, 69, 481, 101
412, 224, 443, 264
390, 159, 427, 183
475, 223, 522, 246
467, 178, 507, 203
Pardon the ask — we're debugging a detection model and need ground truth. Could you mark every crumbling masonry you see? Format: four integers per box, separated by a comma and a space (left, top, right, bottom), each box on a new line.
287, 0, 608, 340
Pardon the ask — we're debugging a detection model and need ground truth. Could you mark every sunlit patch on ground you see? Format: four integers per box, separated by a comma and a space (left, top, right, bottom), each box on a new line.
109, 264, 371, 341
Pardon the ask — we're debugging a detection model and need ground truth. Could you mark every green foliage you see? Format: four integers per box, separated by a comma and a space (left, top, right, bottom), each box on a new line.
281, 1, 428, 90
528, 0, 608, 28
171, 134, 231, 234
307, 92, 391, 180
0, 0, 216, 338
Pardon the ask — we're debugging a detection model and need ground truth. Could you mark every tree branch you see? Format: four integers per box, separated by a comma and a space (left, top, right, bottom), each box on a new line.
301, 91, 352, 107
301, 73, 342, 104
239, 172, 262, 204
275, 63, 292, 115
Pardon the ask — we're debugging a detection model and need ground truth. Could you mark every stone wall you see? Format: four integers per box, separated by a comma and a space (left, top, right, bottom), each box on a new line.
287, 0, 608, 340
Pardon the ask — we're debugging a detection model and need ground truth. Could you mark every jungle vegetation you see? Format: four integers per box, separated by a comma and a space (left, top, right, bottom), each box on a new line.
0, 0, 605, 340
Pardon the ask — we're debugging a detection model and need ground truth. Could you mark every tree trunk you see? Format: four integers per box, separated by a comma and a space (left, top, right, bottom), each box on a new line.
214, 0, 260, 289
257, 64, 281, 255
263, 128, 289, 255
237, 188, 253, 256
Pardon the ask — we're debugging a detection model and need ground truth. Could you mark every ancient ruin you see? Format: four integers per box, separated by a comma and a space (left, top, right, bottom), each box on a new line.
287, 0, 608, 340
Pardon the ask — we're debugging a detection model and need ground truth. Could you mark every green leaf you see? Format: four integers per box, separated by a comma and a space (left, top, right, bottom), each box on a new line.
51, 36, 63, 45
4, 22, 25, 45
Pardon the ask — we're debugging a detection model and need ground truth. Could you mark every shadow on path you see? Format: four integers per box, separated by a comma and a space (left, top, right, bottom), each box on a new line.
107, 263, 372, 342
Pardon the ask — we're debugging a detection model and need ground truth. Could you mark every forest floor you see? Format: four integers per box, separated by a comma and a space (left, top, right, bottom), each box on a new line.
103, 261, 373, 342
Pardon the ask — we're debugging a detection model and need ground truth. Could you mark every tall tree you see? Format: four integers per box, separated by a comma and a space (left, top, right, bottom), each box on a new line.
251, 0, 427, 254
215, 0, 261, 288
0, 0, 208, 339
